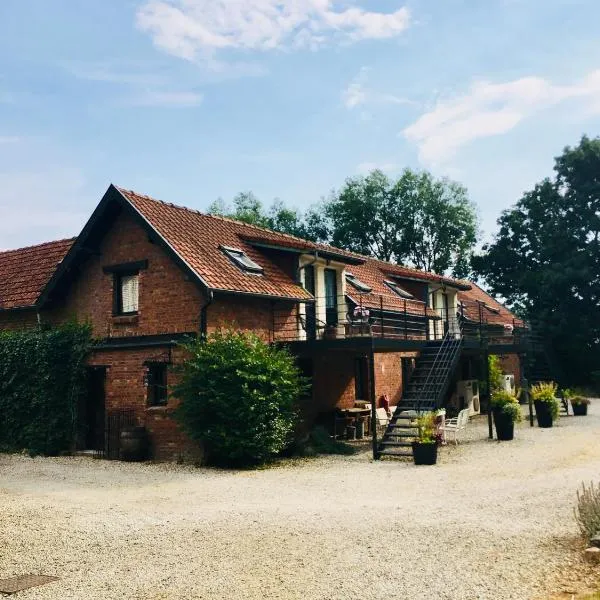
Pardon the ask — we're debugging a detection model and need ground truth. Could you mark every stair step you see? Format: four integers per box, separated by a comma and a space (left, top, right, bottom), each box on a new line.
380, 441, 413, 447
384, 432, 416, 438
378, 449, 413, 457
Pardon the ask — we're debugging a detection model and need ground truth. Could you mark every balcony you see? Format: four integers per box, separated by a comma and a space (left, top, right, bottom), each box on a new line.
271, 293, 527, 352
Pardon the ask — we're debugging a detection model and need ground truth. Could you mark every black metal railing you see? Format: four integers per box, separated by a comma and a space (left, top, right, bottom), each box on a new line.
271, 293, 525, 347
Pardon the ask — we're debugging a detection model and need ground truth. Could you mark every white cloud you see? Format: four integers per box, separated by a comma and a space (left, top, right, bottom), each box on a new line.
136, 1, 410, 61
343, 66, 413, 110
404, 69, 600, 166
0, 136, 20, 144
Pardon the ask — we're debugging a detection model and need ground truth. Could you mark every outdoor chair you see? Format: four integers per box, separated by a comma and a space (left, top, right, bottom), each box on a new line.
440, 408, 470, 445
375, 408, 390, 435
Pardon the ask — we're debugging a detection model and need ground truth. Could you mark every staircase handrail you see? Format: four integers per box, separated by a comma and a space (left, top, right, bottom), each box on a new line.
414, 318, 463, 414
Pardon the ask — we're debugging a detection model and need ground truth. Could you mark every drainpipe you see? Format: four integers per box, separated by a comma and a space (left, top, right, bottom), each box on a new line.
36, 310, 42, 329
199, 290, 214, 339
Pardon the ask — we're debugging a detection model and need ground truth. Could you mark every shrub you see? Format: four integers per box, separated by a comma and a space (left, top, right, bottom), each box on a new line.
530, 381, 560, 421
571, 396, 591, 406
575, 482, 600, 539
174, 330, 308, 467
491, 390, 522, 423
415, 412, 441, 444
0, 323, 92, 456
488, 355, 504, 394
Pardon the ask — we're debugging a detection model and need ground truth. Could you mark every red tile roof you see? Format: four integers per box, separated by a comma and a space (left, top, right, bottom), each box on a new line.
117, 188, 313, 301
0, 238, 74, 310
458, 282, 524, 327
116, 186, 470, 312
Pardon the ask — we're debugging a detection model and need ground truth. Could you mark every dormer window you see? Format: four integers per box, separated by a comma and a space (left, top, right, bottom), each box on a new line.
346, 272, 371, 293
221, 246, 263, 274
385, 280, 414, 299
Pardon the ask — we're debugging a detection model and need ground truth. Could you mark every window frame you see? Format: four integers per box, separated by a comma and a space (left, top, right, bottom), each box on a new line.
324, 268, 339, 326
220, 246, 264, 274
384, 280, 415, 300
346, 272, 372, 293
146, 363, 168, 407
113, 271, 140, 316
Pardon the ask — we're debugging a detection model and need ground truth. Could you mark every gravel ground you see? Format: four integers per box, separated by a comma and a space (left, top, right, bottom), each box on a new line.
1, 406, 600, 600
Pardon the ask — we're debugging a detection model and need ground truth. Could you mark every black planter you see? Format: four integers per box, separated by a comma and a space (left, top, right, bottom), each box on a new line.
493, 409, 514, 441
534, 400, 554, 428
572, 403, 588, 416
412, 441, 438, 465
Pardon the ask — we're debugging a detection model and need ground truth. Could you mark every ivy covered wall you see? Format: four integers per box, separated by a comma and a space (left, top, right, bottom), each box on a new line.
0, 323, 92, 456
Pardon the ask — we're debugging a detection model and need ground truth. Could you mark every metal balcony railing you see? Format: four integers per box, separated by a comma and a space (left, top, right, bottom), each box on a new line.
270, 293, 526, 346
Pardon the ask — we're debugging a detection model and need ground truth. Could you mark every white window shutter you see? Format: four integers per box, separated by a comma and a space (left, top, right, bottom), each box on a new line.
121, 274, 139, 313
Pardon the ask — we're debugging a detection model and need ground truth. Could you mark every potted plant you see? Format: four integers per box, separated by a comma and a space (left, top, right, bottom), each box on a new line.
490, 390, 521, 440
412, 413, 441, 465
530, 382, 560, 428
571, 396, 591, 416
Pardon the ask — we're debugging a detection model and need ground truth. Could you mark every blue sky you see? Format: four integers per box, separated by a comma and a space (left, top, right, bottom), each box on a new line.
1, 0, 599, 249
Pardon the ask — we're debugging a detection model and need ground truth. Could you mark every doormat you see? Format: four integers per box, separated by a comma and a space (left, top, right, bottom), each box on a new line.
0, 574, 58, 595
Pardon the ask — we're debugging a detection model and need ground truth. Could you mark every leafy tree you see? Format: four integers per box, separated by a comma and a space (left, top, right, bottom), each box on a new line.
208, 192, 326, 241
472, 135, 600, 386
174, 330, 307, 467
321, 169, 477, 275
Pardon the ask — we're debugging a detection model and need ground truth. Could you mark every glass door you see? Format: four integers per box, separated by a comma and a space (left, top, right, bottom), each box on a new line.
324, 268, 338, 326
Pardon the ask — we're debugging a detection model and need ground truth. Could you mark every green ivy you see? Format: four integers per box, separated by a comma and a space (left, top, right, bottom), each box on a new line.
0, 323, 92, 456
174, 330, 308, 467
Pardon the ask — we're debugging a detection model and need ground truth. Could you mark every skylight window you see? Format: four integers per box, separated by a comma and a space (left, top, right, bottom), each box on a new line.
346, 272, 371, 293
221, 246, 263, 274
384, 280, 414, 299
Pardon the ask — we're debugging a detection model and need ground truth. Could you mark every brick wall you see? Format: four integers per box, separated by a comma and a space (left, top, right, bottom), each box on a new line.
0, 309, 38, 330
47, 210, 205, 338
89, 346, 201, 461
497, 353, 522, 387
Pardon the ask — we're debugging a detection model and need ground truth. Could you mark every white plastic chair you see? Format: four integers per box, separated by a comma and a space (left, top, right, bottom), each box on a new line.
375, 408, 390, 435
440, 408, 470, 445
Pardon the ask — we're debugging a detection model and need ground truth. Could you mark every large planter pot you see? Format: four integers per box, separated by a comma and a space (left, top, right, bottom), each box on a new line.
493, 409, 514, 441
534, 400, 554, 428
572, 404, 588, 416
412, 441, 438, 465
120, 426, 148, 461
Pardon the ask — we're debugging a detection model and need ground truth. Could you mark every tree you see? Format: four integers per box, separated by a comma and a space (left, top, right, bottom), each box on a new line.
174, 330, 307, 467
322, 169, 477, 275
208, 192, 326, 241
472, 135, 600, 386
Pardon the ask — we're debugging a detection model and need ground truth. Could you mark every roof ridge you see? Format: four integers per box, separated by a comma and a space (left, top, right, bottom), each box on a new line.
0, 237, 76, 256
115, 185, 321, 245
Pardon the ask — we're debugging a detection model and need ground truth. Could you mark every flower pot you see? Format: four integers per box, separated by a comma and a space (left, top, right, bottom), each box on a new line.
534, 400, 554, 428
412, 441, 438, 465
492, 409, 514, 440
572, 403, 588, 416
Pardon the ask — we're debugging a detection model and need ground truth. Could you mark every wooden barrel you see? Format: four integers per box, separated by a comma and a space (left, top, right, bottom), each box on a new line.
119, 426, 147, 461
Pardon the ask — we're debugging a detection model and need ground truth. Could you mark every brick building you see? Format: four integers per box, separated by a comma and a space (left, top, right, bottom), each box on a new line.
0, 184, 526, 460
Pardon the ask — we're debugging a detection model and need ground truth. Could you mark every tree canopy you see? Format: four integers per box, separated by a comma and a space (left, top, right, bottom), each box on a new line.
211, 169, 478, 277
208, 192, 324, 241
322, 169, 477, 277
472, 135, 600, 386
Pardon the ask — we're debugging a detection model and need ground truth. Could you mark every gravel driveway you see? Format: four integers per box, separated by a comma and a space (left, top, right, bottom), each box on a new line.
1, 406, 600, 600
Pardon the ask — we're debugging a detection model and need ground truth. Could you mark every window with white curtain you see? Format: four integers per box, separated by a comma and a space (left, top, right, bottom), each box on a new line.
116, 273, 139, 314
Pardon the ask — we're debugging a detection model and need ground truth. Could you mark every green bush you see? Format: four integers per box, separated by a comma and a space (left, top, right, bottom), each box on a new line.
530, 381, 560, 420
174, 330, 308, 467
491, 390, 522, 423
0, 323, 92, 456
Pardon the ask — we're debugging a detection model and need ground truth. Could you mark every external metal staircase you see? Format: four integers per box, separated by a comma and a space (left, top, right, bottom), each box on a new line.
377, 328, 463, 458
